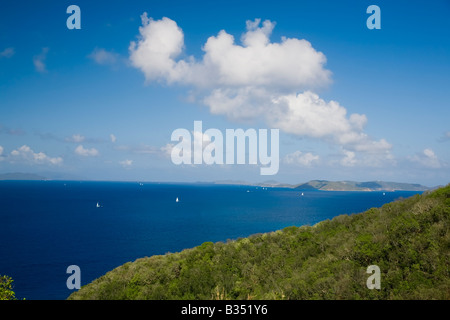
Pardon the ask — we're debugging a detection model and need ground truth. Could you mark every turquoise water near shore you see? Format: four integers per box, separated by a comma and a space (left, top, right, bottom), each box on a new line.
0, 180, 421, 299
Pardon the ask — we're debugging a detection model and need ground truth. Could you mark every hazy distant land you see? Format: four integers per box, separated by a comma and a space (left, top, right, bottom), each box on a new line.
215, 179, 433, 191
0, 172, 434, 191
293, 180, 432, 191
0, 172, 47, 181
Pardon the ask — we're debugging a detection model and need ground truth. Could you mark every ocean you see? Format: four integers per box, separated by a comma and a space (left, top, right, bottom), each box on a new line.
0, 180, 422, 300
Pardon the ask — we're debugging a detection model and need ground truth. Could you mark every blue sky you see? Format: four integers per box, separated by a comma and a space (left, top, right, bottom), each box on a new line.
0, 0, 449, 186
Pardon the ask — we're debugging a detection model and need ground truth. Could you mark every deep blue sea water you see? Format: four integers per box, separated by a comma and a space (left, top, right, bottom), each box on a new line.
0, 180, 422, 300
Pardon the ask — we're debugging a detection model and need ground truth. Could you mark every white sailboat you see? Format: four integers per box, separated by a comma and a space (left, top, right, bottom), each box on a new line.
176, 197, 179, 203
96, 202, 101, 208
301, 192, 304, 196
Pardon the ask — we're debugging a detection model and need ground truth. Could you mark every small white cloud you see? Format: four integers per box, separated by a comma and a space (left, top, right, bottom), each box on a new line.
75, 145, 99, 157
33, 47, 49, 73
110, 134, 117, 143
423, 148, 435, 158
0, 145, 4, 161
340, 150, 357, 167
161, 143, 174, 158
284, 150, 319, 167
88, 48, 119, 65
10, 145, 63, 165
119, 159, 133, 168
66, 134, 85, 143
438, 131, 450, 142
409, 148, 442, 168
0, 47, 15, 58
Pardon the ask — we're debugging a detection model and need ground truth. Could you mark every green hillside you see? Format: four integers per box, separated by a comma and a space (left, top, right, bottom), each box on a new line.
68, 185, 450, 300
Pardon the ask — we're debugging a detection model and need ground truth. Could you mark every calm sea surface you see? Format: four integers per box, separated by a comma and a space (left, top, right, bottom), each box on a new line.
0, 180, 421, 299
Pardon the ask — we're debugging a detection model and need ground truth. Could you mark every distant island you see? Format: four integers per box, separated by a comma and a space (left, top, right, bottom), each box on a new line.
213, 179, 294, 188
0, 173, 434, 191
215, 179, 432, 191
0, 172, 47, 181
294, 180, 431, 192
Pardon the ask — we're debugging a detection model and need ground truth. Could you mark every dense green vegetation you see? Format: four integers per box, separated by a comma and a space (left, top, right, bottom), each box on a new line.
69, 185, 450, 300
0, 275, 19, 300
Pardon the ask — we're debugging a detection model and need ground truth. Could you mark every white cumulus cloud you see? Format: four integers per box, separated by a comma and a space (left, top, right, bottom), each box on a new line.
130, 15, 392, 164
75, 145, 99, 157
10, 145, 63, 165
129, 15, 330, 90
409, 148, 442, 168
284, 150, 319, 167
340, 150, 357, 167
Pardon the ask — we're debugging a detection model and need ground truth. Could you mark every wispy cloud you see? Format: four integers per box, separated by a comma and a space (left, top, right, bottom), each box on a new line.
35, 131, 112, 144
0, 124, 25, 135
115, 144, 160, 155
409, 148, 443, 169
438, 131, 450, 142
119, 159, 133, 168
88, 48, 120, 65
0, 47, 15, 58
65, 134, 107, 144
33, 47, 49, 73
65, 134, 85, 143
